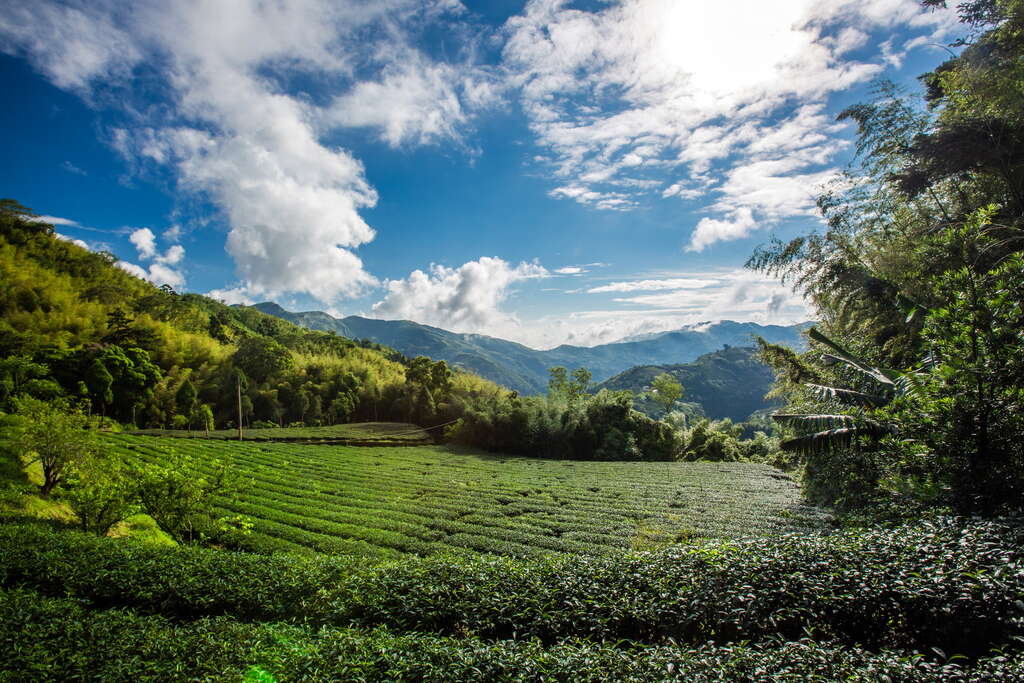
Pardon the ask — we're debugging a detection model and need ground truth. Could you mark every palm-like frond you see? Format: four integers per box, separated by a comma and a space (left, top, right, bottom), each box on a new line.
804, 383, 887, 407
778, 418, 897, 455
772, 413, 857, 429
808, 327, 898, 386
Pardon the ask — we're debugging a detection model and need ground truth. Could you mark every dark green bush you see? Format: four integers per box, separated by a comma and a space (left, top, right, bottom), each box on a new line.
2, 588, 1022, 682
2, 519, 1022, 657
450, 390, 682, 461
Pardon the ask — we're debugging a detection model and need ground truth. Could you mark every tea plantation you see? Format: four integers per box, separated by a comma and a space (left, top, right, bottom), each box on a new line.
2, 519, 1022, 681
103, 433, 826, 558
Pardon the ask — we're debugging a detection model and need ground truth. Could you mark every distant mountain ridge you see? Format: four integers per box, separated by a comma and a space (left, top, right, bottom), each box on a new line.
594, 346, 779, 422
252, 302, 809, 395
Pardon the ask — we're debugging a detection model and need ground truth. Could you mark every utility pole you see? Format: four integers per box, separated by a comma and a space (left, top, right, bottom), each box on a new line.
237, 375, 243, 441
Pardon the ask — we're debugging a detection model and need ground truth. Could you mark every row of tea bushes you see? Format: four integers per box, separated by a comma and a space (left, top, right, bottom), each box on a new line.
105, 434, 822, 557
2, 518, 1022, 656
2, 588, 1021, 682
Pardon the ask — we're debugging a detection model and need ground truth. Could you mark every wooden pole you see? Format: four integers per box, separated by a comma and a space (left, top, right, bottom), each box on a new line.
237, 375, 243, 441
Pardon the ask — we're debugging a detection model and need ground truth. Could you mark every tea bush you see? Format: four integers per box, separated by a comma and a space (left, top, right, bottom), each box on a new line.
2, 588, 1022, 682
3, 518, 1021, 656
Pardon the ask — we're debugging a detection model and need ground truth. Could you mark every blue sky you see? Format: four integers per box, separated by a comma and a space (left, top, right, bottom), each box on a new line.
0, 0, 960, 348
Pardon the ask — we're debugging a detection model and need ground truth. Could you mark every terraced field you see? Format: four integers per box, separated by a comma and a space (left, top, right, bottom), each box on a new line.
132, 422, 434, 445
104, 433, 826, 559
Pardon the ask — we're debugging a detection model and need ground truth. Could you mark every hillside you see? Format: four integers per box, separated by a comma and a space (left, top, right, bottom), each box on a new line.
106, 433, 822, 557
253, 302, 809, 394
0, 208, 469, 432
595, 346, 778, 421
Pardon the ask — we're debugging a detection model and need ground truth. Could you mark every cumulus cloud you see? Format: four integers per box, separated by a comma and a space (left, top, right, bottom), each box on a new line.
129, 227, 157, 259
125, 226, 186, 287
687, 208, 759, 253
55, 233, 89, 250
325, 52, 500, 147
1, 0, 496, 305
372, 257, 548, 334
115, 261, 148, 279
503, 0, 958, 248
206, 286, 253, 306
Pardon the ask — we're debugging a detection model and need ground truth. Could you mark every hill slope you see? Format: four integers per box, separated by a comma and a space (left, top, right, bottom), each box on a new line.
595, 346, 777, 421
108, 433, 821, 558
253, 302, 808, 394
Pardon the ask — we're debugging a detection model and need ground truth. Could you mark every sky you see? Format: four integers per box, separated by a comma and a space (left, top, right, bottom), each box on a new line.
0, 0, 961, 349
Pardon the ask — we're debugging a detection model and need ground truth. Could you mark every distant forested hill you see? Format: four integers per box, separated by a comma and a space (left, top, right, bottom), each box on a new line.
253, 302, 808, 395
594, 346, 778, 422
0, 204, 492, 430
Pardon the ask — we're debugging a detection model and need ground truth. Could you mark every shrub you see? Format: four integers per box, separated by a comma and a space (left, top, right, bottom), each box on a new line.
2, 588, 1023, 682
1, 518, 1021, 657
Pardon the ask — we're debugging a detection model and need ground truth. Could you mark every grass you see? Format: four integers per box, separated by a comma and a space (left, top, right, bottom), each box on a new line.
103, 433, 826, 559
131, 421, 434, 444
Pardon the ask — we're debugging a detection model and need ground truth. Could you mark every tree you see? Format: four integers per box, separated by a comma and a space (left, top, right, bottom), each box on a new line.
649, 373, 683, 414
175, 378, 198, 428
194, 404, 215, 435
63, 459, 139, 536
136, 453, 237, 544
232, 337, 293, 385
4, 397, 97, 496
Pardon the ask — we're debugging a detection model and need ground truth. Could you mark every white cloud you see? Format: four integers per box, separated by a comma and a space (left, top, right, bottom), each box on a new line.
155, 244, 185, 266
554, 266, 584, 275
126, 226, 186, 286
588, 277, 718, 294
0, 0, 141, 92
372, 257, 548, 334
687, 208, 758, 253
115, 261, 147, 279
31, 215, 79, 227
61, 160, 86, 175
206, 286, 253, 306
503, 0, 958, 248
1, 0, 494, 306
129, 227, 157, 260
502, 268, 813, 349
325, 53, 499, 147
55, 233, 89, 250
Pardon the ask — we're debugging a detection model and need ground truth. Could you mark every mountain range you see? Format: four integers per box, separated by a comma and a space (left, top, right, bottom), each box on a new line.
594, 345, 779, 422
253, 302, 809, 395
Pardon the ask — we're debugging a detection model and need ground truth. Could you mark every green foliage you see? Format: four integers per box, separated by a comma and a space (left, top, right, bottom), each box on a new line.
451, 386, 682, 461
679, 419, 744, 462
648, 372, 683, 413
62, 460, 140, 536
597, 346, 782, 422
2, 397, 97, 496
135, 452, 238, 544
887, 225, 1024, 513
232, 337, 294, 385
5, 586, 1022, 682
0, 518, 1020, 659
3, 586, 1022, 682
101, 434, 814, 557
748, 4, 1024, 514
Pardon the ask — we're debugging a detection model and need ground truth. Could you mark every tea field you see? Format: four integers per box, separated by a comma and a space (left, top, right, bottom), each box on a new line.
131, 421, 434, 445
103, 433, 826, 559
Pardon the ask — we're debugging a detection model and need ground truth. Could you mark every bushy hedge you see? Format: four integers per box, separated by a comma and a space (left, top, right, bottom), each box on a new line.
2, 519, 1022, 658
450, 390, 682, 461
2, 588, 1022, 682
